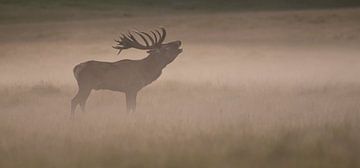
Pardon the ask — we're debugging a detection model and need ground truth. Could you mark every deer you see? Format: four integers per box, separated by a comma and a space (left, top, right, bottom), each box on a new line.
71, 28, 182, 115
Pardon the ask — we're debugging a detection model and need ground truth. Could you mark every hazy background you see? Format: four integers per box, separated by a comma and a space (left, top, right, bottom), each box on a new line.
1, 1, 360, 168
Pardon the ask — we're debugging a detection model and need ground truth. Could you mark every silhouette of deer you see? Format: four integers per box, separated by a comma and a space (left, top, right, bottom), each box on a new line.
71, 28, 182, 115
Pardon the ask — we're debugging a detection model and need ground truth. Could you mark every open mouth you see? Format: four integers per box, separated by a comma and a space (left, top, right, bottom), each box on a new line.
175, 41, 182, 53
177, 48, 183, 53
177, 45, 183, 53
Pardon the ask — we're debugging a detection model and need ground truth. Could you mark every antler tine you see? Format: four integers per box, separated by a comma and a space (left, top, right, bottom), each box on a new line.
150, 31, 158, 44
134, 31, 150, 47
114, 35, 123, 44
129, 29, 155, 48
116, 49, 122, 55
126, 32, 148, 49
126, 32, 136, 43
141, 32, 155, 46
155, 30, 161, 43
113, 35, 129, 55
157, 27, 166, 44
113, 28, 167, 54
113, 34, 127, 48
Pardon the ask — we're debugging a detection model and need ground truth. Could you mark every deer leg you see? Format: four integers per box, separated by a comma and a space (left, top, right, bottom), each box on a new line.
71, 96, 78, 116
125, 91, 137, 113
71, 93, 81, 116
79, 89, 91, 112
71, 87, 91, 115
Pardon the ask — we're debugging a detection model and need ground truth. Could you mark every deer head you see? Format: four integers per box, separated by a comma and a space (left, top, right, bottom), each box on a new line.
113, 28, 182, 64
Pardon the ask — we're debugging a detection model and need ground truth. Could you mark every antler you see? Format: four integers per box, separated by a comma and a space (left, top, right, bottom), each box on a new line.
113, 27, 167, 54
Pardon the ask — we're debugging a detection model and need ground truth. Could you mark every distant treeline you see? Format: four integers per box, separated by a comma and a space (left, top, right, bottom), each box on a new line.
1, 0, 359, 10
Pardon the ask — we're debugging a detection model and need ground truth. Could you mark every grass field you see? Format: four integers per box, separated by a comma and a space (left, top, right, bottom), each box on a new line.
1, 82, 359, 168
1, 2, 360, 168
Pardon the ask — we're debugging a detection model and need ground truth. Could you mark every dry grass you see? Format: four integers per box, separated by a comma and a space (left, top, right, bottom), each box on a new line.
0, 81, 360, 168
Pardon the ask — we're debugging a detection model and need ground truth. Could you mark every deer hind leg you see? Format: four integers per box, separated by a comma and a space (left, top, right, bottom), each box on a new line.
71, 87, 92, 115
125, 91, 137, 113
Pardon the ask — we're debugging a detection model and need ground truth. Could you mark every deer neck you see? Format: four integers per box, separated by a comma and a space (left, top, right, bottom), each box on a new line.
142, 54, 167, 73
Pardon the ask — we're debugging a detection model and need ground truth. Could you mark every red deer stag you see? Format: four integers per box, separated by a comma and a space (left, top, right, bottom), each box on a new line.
71, 28, 182, 115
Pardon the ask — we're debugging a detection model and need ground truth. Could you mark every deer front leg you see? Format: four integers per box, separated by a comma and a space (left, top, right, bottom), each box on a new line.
71, 87, 91, 116
125, 91, 137, 113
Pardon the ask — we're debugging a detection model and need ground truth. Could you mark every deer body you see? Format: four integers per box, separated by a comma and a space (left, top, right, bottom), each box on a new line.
74, 59, 162, 92
71, 28, 182, 115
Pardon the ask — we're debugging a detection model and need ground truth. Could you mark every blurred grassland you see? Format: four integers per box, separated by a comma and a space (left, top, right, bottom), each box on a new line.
1, 0, 360, 24
0, 82, 359, 168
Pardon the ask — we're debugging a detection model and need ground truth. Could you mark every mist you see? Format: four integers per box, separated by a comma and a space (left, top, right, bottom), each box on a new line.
1, 1, 360, 167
